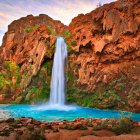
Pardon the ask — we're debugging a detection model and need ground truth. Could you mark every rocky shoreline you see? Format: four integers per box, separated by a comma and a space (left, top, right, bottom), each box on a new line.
0, 117, 140, 140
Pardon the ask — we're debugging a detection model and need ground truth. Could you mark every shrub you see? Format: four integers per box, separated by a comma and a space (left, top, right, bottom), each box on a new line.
15, 96, 23, 104
67, 44, 73, 53
70, 40, 77, 46
25, 86, 50, 104
0, 61, 20, 95
65, 124, 75, 130
112, 117, 133, 135
24, 25, 39, 33
63, 30, 71, 37
46, 26, 55, 35
0, 72, 10, 92
66, 72, 70, 82
4, 61, 20, 84
67, 87, 120, 109
91, 117, 133, 135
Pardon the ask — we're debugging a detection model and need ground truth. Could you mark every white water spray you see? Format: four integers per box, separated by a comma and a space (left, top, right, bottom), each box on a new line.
49, 37, 67, 105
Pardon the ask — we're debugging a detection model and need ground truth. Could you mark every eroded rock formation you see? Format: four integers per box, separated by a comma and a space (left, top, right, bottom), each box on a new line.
0, 15, 67, 102
69, 0, 140, 90
66, 0, 140, 112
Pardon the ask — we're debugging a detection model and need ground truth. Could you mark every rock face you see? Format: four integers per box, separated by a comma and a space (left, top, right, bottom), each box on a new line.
66, 0, 140, 112
0, 14, 67, 102
1, 14, 67, 89
0, 0, 140, 111
69, 0, 140, 90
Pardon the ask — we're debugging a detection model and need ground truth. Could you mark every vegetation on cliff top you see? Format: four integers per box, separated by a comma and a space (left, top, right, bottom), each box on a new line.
24, 25, 39, 33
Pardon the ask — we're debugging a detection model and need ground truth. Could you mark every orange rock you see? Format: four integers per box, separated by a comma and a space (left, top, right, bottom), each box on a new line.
68, 0, 140, 92
1, 14, 67, 95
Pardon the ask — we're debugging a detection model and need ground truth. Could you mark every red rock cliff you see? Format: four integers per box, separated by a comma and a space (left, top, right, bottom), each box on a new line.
68, 0, 140, 90
0, 14, 67, 98
66, 0, 140, 111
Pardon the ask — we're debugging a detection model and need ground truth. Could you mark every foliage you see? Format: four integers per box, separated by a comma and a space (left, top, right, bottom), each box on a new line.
42, 61, 53, 76
4, 61, 20, 83
66, 71, 70, 82
63, 39, 76, 53
18, 61, 53, 104
70, 40, 77, 46
25, 86, 50, 103
67, 44, 73, 53
0, 73, 9, 88
112, 117, 133, 135
0, 61, 20, 95
46, 26, 55, 35
63, 30, 71, 38
65, 124, 75, 130
15, 96, 23, 104
24, 25, 39, 33
92, 117, 133, 135
86, 119, 93, 127
67, 87, 120, 109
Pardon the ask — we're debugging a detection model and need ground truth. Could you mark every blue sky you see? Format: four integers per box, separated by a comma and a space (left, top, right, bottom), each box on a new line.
0, 0, 116, 45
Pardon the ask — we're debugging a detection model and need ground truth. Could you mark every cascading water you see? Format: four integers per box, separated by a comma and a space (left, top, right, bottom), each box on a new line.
38, 36, 75, 110
49, 36, 67, 105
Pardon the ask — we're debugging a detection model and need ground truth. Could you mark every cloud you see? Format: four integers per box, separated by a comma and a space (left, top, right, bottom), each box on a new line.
0, 0, 116, 45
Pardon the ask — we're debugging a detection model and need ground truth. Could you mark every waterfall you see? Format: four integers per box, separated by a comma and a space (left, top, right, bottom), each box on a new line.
49, 36, 67, 105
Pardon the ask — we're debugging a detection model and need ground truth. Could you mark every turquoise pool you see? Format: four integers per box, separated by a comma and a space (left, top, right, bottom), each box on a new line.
0, 104, 140, 122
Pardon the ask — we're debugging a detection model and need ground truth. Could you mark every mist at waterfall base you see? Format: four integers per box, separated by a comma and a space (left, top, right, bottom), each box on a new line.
1, 37, 140, 122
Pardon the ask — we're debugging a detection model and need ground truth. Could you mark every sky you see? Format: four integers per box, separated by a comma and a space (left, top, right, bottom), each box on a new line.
0, 0, 116, 45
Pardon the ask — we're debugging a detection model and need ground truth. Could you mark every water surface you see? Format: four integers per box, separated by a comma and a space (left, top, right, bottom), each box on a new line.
1, 104, 140, 122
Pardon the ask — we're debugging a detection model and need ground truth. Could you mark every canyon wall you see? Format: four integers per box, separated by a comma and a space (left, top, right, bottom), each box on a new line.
66, 0, 140, 112
0, 0, 140, 112
0, 14, 67, 103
